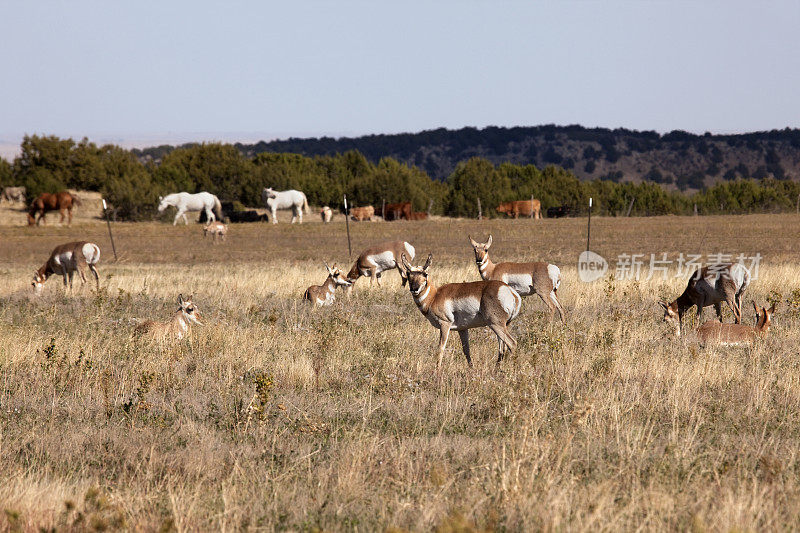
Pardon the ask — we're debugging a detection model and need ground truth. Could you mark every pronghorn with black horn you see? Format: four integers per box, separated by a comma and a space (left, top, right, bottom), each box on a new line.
133, 294, 203, 341
659, 263, 750, 336
32, 241, 101, 295
303, 262, 352, 306
468, 235, 565, 323
697, 301, 775, 346
345, 240, 415, 291
401, 252, 522, 369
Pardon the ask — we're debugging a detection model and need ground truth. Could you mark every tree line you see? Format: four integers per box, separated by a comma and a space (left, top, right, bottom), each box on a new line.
2, 135, 800, 221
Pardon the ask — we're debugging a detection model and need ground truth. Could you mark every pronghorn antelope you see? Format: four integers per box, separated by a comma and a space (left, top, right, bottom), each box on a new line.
32, 241, 100, 294
401, 253, 522, 369
133, 294, 203, 341
203, 221, 227, 243
697, 301, 775, 346
659, 263, 750, 335
320, 206, 333, 223
346, 240, 415, 290
469, 235, 565, 323
303, 263, 353, 306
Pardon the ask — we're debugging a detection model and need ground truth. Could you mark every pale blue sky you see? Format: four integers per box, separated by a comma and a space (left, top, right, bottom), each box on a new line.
2, 1, 799, 150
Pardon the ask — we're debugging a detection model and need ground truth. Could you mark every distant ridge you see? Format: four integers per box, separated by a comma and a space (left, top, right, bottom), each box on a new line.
133, 125, 800, 190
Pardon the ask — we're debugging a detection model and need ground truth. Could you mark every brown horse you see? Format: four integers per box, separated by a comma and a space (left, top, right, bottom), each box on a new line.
28, 191, 81, 226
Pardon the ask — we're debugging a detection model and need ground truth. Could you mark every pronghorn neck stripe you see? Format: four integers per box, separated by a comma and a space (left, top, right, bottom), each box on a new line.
416, 284, 430, 303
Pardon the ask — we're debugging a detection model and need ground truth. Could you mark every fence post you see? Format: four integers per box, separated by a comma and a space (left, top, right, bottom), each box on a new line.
694, 203, 698, 216
626, 197, 635, 217
102, 199, 118, 261
530, 195, 534, 219
344, 195, 352, 258
382, 198, 386, 219
427, 198, 433, 216
477, 197, 482, 220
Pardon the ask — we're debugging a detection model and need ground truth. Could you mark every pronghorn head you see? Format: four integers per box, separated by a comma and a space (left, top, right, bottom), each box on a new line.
31, 271, 46, 294
401, 253, 432, 297
753, 301, 776, 332
468, 234, 492, 267
324, 262, 352, 287
659, 300, 681, 335
178, 294, 203, 326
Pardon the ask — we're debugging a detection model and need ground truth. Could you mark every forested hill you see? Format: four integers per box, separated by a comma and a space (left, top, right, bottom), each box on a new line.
209, 125, 800, 190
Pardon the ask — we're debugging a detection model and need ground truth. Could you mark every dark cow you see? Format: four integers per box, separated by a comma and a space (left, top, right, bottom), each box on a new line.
383, 202, 412, 221
547, 206, 572, 218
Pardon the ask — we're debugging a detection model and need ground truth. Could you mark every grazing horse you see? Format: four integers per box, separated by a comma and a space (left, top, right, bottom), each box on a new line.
262, 188, 309, 224
158, 192, 222, 225
28, 191, 80, 226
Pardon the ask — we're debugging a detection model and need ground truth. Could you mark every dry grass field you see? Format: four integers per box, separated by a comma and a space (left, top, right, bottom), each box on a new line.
1, 213, 800, 531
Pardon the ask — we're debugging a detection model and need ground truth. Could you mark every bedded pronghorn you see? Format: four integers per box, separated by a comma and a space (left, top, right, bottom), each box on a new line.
203, 221, 227, 243
303, 263, 352, 306
346, 240, 415, 290
468, 235, 564, 323
133, 294, 203, 341
32, 241, 100, 294
401, 253, 522, 369
659, 263, 750, 335
697, 301, 774, 346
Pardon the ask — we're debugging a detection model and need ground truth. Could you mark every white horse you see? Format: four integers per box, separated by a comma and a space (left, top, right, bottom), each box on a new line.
158, 192, 222, 226
262, 188, 310, 224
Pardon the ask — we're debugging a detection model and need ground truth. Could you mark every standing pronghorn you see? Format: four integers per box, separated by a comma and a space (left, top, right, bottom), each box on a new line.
32, 241, 101, 294
133, 294, 203, 341
659, 263, 750, 336
697, 301, 775, 346
203, 221, 227, 243
303, 263, 353, 306
346, 240, 415, 290
401, 253, 522, 369
468, 235, 564, 323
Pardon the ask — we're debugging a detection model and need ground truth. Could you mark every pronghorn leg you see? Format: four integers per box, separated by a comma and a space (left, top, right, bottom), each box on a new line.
726, 297, 740, 323
551, 289, 566, 324
457, 330, 472, 368
67, 271, 75, 291
489, 324, 516, 368
537, 291, 556, 322
89, 264, 100, 291
437, 323, 452, 369
376, 272, 382, 287
695, 303, 704, 324
714, 302, 723, 322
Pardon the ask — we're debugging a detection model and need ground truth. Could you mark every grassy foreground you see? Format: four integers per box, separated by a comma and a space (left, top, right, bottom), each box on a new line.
1, 215, 800, 531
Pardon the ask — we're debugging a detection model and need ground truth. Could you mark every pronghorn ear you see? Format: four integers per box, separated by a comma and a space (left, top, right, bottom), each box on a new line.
468, 235, 478, 248
768, 302, 776, 314
486, 234, 493, 249
324, 261, 332, 274
423, 253, 433, 272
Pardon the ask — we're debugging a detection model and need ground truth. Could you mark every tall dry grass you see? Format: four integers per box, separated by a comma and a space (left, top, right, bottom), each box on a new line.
1, 216, 800, 530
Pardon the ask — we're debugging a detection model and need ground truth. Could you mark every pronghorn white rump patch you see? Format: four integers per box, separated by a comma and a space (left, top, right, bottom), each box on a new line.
82, 243, 101, 264
403, 242, 416, 260
548, 264, 561, 291
498, 285, 522, 320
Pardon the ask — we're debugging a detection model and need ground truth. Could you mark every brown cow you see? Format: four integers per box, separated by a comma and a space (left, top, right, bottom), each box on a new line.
383, 202, 412, 221
407, 212, 428, 220
496, 199, 541, 219
28, 191, 81, 226
350, 205, 375, 221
